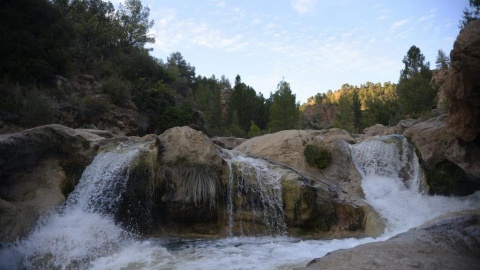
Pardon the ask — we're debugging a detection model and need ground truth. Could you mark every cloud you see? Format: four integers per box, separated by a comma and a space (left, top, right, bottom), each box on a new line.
216, 1, 226, 8
291, 0, 317, 15
151, 13, 250, 53
418, 13, 435, 22
377, 15, 387, 20
390, 19, 410, 30
417, 9, 436, 22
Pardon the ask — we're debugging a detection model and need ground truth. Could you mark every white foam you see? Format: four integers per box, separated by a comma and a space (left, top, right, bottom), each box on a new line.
2, 135, 479, 270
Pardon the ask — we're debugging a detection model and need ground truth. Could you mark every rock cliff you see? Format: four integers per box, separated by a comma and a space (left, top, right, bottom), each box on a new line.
443, 20, 480, 142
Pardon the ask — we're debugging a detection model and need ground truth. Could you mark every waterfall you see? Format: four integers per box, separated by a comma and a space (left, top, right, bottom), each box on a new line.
1, 135, 479, 270
350, 135, 480, 236
0, 143, 143, 269
222, 150, 287, 236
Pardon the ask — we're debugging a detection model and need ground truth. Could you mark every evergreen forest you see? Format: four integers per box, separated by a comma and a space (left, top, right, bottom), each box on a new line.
0, 0, 475, 137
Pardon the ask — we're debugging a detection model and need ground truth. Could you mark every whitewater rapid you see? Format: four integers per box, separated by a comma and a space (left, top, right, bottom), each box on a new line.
1, 135, 479, 269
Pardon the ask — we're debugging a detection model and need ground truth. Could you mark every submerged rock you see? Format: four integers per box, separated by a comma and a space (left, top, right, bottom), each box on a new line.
301, 209, 480, 270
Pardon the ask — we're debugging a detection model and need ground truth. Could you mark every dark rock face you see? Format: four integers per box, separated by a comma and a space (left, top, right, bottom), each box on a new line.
404, 114, 480, 194
444, 20, 480, 142
210, 136, 247, 150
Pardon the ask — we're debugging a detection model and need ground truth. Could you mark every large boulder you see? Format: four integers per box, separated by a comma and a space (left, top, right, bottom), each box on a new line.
159, 126, 223, 167
0, 125, 111, 242
301, 209, 480, 270
444, 20, 480, 142
404, 114, 480, 180
234, 129, 385, 238
119, 127, 384, 238
362, 119, 419, 137
118, 126, 226, 236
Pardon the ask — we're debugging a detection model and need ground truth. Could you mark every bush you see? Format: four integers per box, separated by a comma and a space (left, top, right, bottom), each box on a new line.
78, 96, 110, 122
21, 88, 57, 127
304, 144, 332, 170
0, 77, 22, 114
424, 160, 480, 196
101, 75, 131, 108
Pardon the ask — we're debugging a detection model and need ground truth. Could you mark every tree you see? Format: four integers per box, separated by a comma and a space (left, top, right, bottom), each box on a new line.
435, 49, 450, 70
227, 75, 263, 133
194, 76, 223, 135
167, 52, 196, 86
460, 0, 480, 29
115, 0, 155, 52
268, 80, 299, 132
65, 0, 117, 69
397, 46, 436, 117
400, 45, 430, 80
351, 89, 362, 132
0, 0, 73, 80
248, 121, 261, 138
334, 93, 354, 132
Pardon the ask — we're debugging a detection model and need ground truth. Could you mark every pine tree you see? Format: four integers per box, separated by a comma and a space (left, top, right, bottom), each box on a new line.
435, 49, 450, 70
268, 80, 298, 132
397, 45, 436, 117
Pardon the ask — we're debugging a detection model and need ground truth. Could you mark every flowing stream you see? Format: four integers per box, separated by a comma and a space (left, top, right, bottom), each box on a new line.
1, 135, 479, 269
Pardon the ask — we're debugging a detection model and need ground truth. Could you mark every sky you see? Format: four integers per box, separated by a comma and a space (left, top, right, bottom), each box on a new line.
110, 0, 468, 103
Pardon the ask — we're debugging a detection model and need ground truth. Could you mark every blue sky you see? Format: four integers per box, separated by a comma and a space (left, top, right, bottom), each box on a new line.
111, 0, 468, 103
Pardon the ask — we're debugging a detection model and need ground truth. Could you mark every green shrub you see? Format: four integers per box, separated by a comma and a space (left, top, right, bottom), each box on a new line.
21, 88, 57, 127
0, 76, 22, 113
101, 75, 131, 108
247, 121, 261, 138
424, 160, 480, 196
304, 144, 332, 170
78, 96, 110, 122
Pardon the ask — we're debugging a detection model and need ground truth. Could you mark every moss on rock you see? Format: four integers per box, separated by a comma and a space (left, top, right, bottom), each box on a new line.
304, 144, 332, 170
424, 160, 480, 196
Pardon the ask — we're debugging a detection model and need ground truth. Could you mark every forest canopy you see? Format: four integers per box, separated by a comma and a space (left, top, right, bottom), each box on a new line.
0, 0, 453, 136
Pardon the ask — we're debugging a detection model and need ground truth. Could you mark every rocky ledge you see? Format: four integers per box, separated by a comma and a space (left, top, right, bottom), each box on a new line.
301, 209, 480, 270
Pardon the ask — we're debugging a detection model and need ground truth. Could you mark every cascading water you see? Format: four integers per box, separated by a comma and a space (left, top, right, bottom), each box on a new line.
222, 150, 287, 236
350, 135, 480, 236
0, 143, 143, 269
1, 135, 479, 270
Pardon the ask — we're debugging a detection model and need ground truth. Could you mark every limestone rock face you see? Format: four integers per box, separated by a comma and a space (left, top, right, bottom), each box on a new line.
301, 210, 480, 270
444, 20, 480, 142
158, 126, 222, 167
404, 114, 480, 179
362, 119, 419, 137
234, 129, 385, 238
96, 105, 139, 136
0, 125, 107, 242
117, 127, 385, 238
301, 103, 339, 129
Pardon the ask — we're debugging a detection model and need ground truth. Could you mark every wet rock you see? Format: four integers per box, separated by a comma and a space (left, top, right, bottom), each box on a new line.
404, 114, 480, 180
301, 209, 480, 270
211, 136, 247, 150
235, 129, 385, 238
